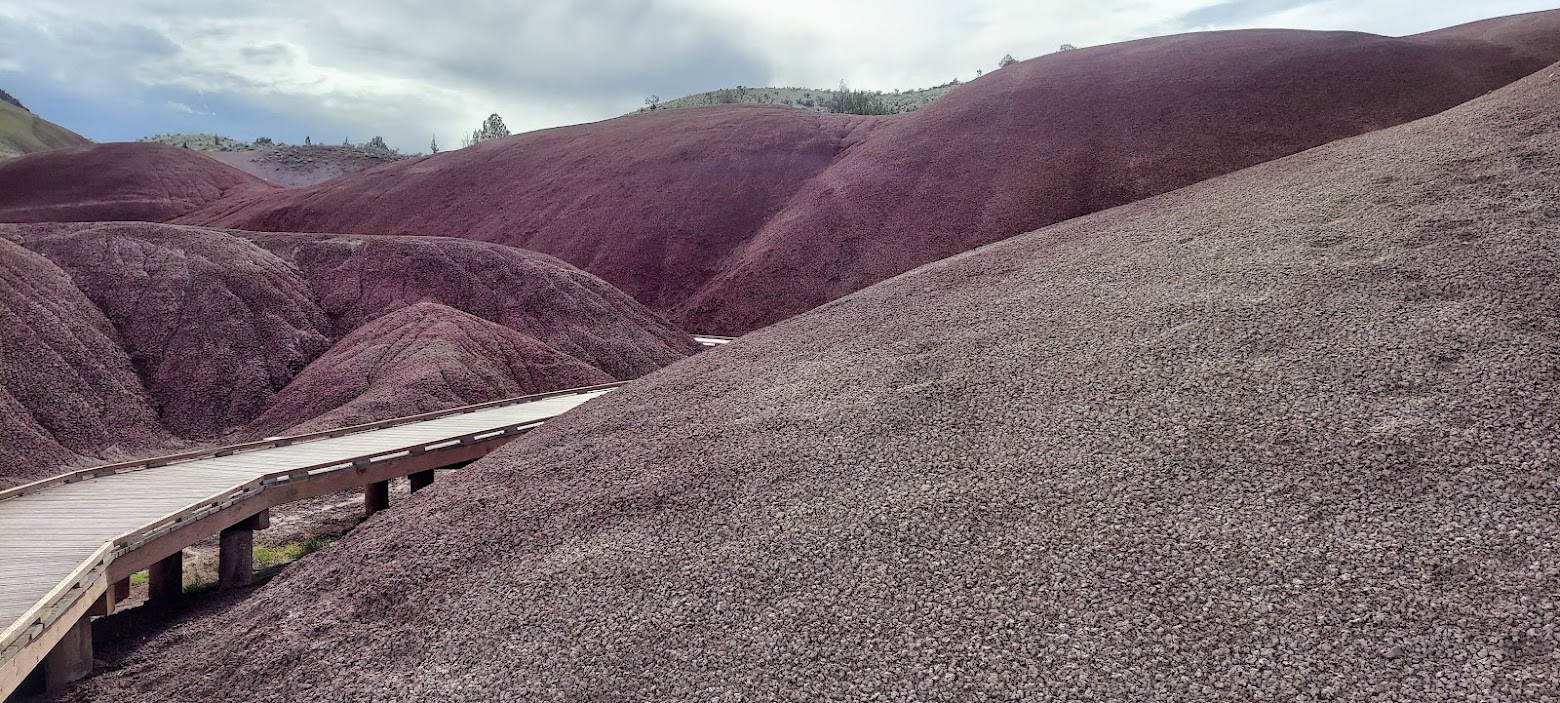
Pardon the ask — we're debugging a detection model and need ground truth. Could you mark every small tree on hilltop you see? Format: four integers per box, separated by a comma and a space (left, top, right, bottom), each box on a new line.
999, 53, 1016, 68
304, 135, 312, 145
1058, 44, 1078, 52
430, 135, 439, 154
644, 94, 660, 110
481, 113, 510, 140
365, 136, 389, 151
462, 113, 511, 147
825, 80, 893, 116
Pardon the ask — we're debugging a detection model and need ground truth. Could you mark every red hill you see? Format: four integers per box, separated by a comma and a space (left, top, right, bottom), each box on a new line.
242, 302, 612, 438
179, 12, 1560, 333
70, 58, 1560, 701
0, 222, 696, 486
0, 142, 272, 223
0, 237, 174, 485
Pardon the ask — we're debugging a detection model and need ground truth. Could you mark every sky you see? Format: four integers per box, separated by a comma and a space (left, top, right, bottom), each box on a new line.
0, 0, 1554, 153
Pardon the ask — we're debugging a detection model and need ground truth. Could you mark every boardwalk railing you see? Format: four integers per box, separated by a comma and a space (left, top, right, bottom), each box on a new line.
0, 382, 625, 504
0, 382, 622, 699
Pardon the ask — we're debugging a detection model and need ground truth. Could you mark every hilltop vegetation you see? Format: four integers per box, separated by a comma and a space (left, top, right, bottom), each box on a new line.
644, 81, 961, 115
138, 132, 253, 151
639, 48, 1079, 116
0, 88, 24, 111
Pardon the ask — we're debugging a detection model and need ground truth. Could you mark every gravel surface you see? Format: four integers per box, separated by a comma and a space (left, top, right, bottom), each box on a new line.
0, 223, 695, 484
61, 54, 1560, 703
174, 13, 1560, 335
0, 142, 272, 222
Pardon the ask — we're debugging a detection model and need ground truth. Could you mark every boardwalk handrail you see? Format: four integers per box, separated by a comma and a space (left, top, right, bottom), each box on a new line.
0, 382, 625, 505
0, 382, 622, 695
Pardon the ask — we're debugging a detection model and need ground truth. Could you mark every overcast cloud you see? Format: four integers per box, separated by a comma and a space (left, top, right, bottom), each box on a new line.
0, 0, 1553, 151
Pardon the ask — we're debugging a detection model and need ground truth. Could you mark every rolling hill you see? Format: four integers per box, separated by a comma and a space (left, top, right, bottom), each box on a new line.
159, 11, 1560, 335
0, 222, 697, 487
63, 50, 1560, 703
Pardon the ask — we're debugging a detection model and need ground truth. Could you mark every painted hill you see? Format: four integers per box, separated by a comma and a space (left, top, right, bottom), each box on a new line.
176, 11, 1560, 334
242, 303, 612, 438
0, 143, 272, 222
0, 237, 173, 485
0, 222, 697, 487
67, 54, 1560, 702
185, 107, 865, 315
0, 95, 91, 161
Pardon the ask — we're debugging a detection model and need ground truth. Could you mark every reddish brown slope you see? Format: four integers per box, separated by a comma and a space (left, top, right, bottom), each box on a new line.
70, 61, 1560, 701
180, 12, 1560, 334
243, 302, 612, 438
189, 109, 872, 313
0, 223, 696, 483
245, 232, 698, 379
10, 222, 333, 440
0, 142, 272, 223
0, 238, 172, 487
677, 18, 1560, 331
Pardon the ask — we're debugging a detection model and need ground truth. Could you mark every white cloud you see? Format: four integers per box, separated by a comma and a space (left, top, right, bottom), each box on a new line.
165, 100, 213, 116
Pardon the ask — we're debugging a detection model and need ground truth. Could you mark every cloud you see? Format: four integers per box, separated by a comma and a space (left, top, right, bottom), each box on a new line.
1176, 0, 1323, 28
2, 0, 1556, 151
166, 100, 214, 116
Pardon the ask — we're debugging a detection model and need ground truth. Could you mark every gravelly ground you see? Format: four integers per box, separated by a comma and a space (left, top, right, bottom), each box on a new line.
59, 54, 1560, 703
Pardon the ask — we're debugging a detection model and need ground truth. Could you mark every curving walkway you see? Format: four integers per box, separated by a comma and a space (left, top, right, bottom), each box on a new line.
0, 384, 618, 699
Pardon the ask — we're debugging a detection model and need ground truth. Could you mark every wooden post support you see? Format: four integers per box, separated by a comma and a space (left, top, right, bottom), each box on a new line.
42, 616, 93, 691
112, 577, 131, 604
218, 527, 254, 590
148, 550, 184, 604
219, 509, 271, 591
409, 469, 435, 493
364, 480, 390, 517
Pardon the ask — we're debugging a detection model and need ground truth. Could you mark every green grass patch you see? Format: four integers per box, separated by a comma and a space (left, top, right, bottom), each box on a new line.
183, 579, 217, 596
129, 570, 148, 586
253, 536, 336, 569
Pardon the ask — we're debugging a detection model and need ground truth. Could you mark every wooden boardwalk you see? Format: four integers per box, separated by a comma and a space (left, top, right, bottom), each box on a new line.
0, 384, 616, 698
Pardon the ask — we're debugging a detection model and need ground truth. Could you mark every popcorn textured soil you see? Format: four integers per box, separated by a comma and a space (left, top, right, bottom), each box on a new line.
61, 55, 1560, 703
0, 223, 695, 486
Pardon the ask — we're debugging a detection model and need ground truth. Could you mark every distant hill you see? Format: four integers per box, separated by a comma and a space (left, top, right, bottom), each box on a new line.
139, 133, 411, 186
173, 13, 1560, 335
206, 145, 408, 187
138, 132, 252, 151
0, 90, 91, 161
646, 81, 962, 115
